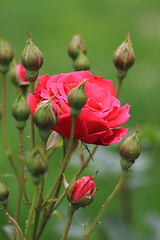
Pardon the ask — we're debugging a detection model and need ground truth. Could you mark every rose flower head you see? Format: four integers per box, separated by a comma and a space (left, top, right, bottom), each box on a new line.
66, 176, 95, 207
27, 71, 130, 146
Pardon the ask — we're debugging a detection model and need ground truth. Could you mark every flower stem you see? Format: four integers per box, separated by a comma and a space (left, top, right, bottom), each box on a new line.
4, 206, 24, 240
48, 145, 99, 212
2, 73, 19, 179
42, 117, 76, 205
35, 117, 76, 240
12, 184, 22, 240
25, 185, 39, 240
29, 81, 35, 149
19, 129, 30, 203
61, 204, 77, 240
115, 77, 123, 99
85, 170, 127, 239
32, 140, 47, 239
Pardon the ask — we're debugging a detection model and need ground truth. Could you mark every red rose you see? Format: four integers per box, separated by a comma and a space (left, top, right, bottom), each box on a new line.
27, 70, 130, 145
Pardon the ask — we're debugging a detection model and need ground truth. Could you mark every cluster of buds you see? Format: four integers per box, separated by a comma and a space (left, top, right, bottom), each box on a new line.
0, 182, 9, 206
120, 128, 141, 171
67, 80, 87, 118
33, 98, 57, 142
68, 33, 90, 71
26, 147, 48, 185
21, 35, 43, 82
65, 176, 96, 208
113, 33, 135, 80
0, 36, 14, 74
11, 93, 30, 131
10, 60, 29, 95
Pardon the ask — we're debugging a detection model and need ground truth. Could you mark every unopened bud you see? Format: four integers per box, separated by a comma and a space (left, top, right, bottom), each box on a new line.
67, 80, 87, 118
34, 98, 57, 142
21, 35, 43, 82
0, 182, 9, 206
113, 33, 135, 72
10, 61, 29, 95
26, 147, 48, 185
73, 51, 90, 71
68, 34, 87, 60
10, 60, 20, 87
34, 99, 57, 130
120, 128, 141, 170
0, 36, 14, 74
11, 93, 30, 130
66, 176, 95, 208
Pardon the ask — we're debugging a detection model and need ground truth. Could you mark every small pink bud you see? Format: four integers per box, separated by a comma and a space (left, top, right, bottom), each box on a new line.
66, 176, 95, 207
10, 61, 29, 94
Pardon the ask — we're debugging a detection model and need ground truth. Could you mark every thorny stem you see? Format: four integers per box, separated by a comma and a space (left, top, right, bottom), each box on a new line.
61, 205, 78, 240
19, 129, 30, 203
85, 170, 127, 239
2, 74, 19, 179
44, 145, 99, 212
42, 117, 76, 205
32, 142, 46, 239
25, 185, 39, 240
12, 184, 22, 240
35, 117, 76, 240
29, 81, 35, 149
46, 144, 57, 159
4, 206, 24, 240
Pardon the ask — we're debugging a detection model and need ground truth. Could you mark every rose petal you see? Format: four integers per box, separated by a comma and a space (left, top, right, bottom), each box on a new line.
107, 104, 131, 128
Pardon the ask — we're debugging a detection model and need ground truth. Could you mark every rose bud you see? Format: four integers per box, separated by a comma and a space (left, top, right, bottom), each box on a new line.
21, 35, 43, 82
10, 60, 20, 87
11, 93, 30, 130
0, 182, 9, 206
73, 51, 90, 71
67, 80, 87, 118
120, 128, 141, 171
0, 36, 14, 74
33, 98, 57, 142
26, 147, 48, 185
113, 33, 135, 71
34, 99, 57, 130
10, 61, 29, 94
68, 33, 87, 60
66, 176, 95, 207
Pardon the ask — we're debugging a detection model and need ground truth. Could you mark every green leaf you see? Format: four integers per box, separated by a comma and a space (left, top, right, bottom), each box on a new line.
84, 217, 90, 235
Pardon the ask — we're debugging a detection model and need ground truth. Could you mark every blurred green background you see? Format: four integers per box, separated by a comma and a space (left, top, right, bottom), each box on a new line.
0, 0, 160, 239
